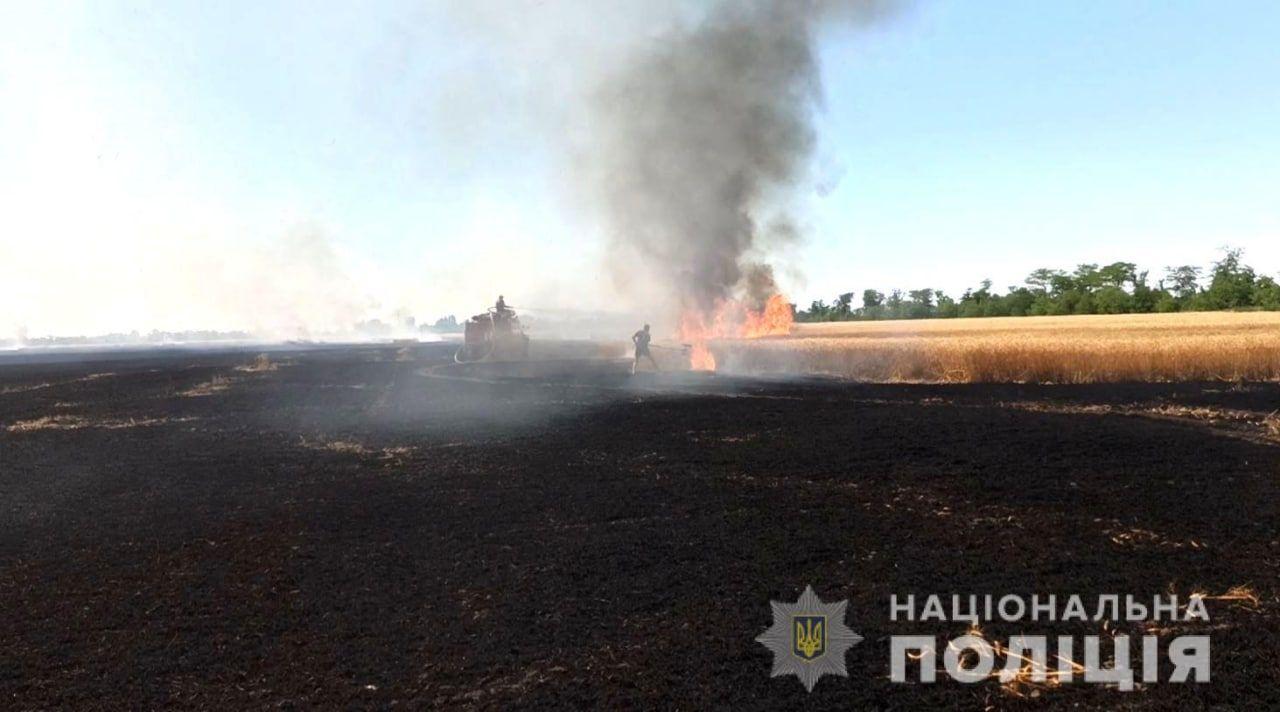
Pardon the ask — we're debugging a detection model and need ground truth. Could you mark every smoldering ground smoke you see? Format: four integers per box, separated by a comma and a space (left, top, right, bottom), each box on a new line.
579, 0, 896, 315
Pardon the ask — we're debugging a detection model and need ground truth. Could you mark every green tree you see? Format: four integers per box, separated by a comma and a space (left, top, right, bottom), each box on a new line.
1254, 276, 1280, 309
1029, 293, 1054, 316
885, 290, 905, 318
1026, 268, 1065, 293
906, 288, 934, 318
957, 288, 981, 318
1204, 248, 1255, 309
1048, 272, 1077, 295
1073, 264, 1103, 291
936, 291, 959, 318
1098, 262, 1138, 289
1094, 285, 1132, 314
1072, 291, 1097, 315
1154, 292, 1180, 313
1164, 265, 1202, 300
834, 292, 854, 319
983, 294, 1013, 317
1004, 287, 1036, 316
802, 299, 830, 321
1131, 271, 1160, 313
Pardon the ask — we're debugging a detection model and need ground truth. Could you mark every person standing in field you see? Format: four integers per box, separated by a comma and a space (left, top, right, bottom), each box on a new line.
632, 324, 659, 375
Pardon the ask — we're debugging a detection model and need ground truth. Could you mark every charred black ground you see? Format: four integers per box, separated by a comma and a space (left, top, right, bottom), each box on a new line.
1, 344, 1277, 709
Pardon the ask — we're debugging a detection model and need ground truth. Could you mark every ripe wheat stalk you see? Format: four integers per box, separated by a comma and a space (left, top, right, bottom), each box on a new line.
716, 312, 1280, 384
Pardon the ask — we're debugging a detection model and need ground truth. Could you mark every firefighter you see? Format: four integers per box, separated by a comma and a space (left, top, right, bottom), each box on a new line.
494, 295, 509, 327
631, 323, 659, 375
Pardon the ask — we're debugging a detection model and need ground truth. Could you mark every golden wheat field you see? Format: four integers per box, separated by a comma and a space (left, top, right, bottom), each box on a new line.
716, 311, 1280, 383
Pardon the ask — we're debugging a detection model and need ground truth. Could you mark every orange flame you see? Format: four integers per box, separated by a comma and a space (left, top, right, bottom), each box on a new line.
679, 294, 793, 371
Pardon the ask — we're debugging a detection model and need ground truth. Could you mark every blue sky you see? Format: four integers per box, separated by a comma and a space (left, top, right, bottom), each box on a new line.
809, 0, 1280, 304
1, 1, 1277, 336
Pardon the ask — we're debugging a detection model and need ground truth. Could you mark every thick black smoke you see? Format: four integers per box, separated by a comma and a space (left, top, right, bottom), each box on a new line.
580, 0, 895, 314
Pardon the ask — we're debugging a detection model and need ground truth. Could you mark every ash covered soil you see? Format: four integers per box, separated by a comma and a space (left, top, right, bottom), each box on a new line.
1, 344, 1278, 710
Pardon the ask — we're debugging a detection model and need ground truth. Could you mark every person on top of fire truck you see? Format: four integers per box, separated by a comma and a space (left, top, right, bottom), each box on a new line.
494, 295, 511, 326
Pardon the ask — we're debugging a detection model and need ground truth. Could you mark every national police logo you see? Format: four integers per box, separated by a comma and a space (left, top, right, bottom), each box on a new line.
756, 585, 862, 692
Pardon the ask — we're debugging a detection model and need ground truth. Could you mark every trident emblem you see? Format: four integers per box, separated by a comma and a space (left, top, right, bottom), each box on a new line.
792, 615, 826, 660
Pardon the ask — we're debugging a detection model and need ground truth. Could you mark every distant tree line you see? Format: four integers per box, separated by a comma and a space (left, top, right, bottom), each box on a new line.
797, 248, 1280, 322
426, 315, 463, 333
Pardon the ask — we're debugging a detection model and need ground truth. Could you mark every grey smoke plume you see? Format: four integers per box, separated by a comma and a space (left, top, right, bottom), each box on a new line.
580, 0, 895, 314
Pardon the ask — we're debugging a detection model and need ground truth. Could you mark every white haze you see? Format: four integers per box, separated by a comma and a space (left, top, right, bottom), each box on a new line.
0, 1, 890, 341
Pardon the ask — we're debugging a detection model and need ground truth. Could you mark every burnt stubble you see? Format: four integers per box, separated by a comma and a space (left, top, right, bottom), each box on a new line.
2, 345, 1277, 709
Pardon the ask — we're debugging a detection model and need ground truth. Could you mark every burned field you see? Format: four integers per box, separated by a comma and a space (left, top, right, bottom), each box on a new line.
1, 344, 1278, 709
